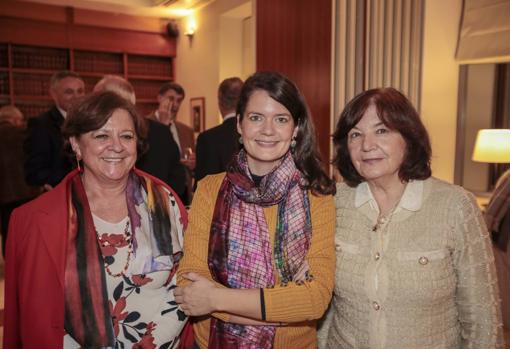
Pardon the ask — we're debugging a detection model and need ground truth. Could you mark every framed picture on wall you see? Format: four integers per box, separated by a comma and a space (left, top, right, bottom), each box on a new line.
190, 97, 205, 133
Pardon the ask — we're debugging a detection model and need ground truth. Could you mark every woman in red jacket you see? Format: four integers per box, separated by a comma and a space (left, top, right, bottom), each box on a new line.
5, 91, 188, 349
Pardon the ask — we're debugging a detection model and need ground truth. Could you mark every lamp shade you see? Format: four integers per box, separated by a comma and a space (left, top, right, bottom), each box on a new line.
472, 129, 510, 163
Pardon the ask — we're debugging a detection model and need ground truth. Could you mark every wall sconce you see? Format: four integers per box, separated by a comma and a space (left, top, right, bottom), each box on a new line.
185, 15, 197, 43
472, 129, 510, 189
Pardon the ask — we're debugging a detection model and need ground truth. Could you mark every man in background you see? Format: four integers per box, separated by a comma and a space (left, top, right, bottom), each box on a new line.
24, 70, 85, 190
149, 82, 195, 204
0, 106, 37, 255
93, 75, 186, 200
194, 77, 243, 183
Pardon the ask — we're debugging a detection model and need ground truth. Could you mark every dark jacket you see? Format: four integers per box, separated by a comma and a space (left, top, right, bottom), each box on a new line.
23, 106, 72, 187
194, 117, 240, 183
137, 119, 187, 201
0, 123, 37, 204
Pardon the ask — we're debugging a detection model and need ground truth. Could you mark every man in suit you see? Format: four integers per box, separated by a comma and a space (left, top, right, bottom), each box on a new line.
148, 82, 195, 204
93, 75, 187, 201
24, 70, 85, 190
0, 105, 37, 255
194, 77, 243, 183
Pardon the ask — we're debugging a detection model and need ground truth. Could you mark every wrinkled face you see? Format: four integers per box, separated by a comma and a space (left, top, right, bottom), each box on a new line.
347, 104, 407, 185
158, 89, 184, 121
237, 90, 297, 176
50, 77, 85, 112
70, 108, 137, 184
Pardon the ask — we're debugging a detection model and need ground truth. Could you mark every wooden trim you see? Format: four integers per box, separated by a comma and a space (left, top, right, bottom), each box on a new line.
0, 18, 176, 56
0, 1, 168, 34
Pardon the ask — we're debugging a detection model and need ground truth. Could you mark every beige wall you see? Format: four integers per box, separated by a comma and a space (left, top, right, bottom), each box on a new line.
175, 0, 253, 130
420, 0, 462, 182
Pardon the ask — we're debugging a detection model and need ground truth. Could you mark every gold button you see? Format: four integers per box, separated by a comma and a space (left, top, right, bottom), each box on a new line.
419, 256, 429, 265
372, 301, 380, 311
374, 252, 381, 261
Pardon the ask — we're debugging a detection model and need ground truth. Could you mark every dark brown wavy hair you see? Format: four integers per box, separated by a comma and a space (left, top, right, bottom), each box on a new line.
62, 91, 148, 159
332, 87, 431, 187
237, 71, 335, 195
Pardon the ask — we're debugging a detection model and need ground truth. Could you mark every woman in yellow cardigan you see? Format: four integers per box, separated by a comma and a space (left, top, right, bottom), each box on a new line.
175, 71, 336, 349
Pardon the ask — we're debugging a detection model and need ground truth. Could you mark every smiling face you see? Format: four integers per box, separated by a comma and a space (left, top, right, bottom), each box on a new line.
70, 108, 137, 185
237, 90, 297, 176
50, 77, 85, 112
347, 104, 407, 186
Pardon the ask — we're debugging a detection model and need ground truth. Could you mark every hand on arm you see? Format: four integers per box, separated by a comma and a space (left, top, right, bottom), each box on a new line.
175, 272, 261, 319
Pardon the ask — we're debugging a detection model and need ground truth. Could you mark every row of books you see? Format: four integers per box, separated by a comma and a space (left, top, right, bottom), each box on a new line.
0, 73, 9, 95
128, 57, 172, 76
132, 80, 162, 99
13, 51, 69, 70
75, 52, 124, 74
12, 74, 51, 96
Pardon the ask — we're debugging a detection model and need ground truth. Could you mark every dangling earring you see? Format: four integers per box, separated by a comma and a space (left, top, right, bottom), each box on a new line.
238, 136, 244, 145
76, 155, 81, 171
290, 137, 297, 152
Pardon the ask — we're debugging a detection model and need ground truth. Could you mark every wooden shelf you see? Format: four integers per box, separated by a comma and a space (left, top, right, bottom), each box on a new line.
11, 67, 55, 75
127, 74, 170, 81
14, 95, 52, 101
0, 43, 174, 117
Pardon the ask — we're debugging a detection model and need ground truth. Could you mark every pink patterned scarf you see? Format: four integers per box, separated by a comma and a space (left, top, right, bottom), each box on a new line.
207, 150, 312, 348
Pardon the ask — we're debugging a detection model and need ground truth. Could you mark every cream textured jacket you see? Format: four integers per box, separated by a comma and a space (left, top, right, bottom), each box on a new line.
318, 177, 504, 349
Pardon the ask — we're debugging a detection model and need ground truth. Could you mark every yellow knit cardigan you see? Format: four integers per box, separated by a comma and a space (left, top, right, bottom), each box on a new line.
177, 173, 335, 349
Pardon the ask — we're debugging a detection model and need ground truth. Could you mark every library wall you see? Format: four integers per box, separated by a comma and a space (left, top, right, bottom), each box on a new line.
0, 0, 177, 118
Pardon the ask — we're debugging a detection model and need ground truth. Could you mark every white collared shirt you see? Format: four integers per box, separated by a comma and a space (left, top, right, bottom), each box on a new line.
354, 180, 424, 215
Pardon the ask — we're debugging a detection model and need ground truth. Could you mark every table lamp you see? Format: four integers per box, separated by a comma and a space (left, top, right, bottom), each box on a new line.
472, 129, 510, 189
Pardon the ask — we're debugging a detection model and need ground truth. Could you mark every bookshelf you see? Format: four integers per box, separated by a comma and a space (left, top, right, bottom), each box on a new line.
0, 43, 173, 118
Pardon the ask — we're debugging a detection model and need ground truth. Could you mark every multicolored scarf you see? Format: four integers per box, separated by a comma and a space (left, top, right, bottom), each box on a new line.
64, 170, 186, 348
208, 150, 312, 349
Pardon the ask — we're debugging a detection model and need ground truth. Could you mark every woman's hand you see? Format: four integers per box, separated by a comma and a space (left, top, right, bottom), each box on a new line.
293, 261, 310, 283
175, 272, 217, 316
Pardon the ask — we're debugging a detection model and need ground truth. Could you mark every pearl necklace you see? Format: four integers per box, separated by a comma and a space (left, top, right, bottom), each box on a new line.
97, 220, 133, 278
372, 205, 398, 232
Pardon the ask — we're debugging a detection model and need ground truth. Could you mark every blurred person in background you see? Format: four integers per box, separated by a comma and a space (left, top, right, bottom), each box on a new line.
194, 77, 243, 184
148, 82, 195, 204
24, 70, 85, 190
485, 169, 510, 330
0, 105, 37, 256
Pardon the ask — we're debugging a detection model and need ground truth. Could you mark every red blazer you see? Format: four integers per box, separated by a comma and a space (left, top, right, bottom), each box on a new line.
4, 169, 187, 349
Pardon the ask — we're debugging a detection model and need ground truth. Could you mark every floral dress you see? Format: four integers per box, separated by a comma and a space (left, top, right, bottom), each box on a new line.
64, 215, 186, 349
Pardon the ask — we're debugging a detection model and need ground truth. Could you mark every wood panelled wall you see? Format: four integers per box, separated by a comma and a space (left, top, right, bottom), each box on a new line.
256, 0, 332, 162
0, 1, 175, 56
333, 0, 424, 121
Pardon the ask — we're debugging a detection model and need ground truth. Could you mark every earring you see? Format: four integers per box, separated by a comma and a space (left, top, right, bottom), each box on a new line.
290, 138, 297, 151
238, 136, 244, 145
75, 155, 81, 171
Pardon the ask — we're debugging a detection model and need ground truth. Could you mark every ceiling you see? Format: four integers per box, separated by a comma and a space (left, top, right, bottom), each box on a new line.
20, 0, 214, 18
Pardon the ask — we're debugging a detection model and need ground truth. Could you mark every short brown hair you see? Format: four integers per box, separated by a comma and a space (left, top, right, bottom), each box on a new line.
332, 87, 431, 187
218, 77, 243, 112
62, 91, 147, 157
158, 82, 185, 98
